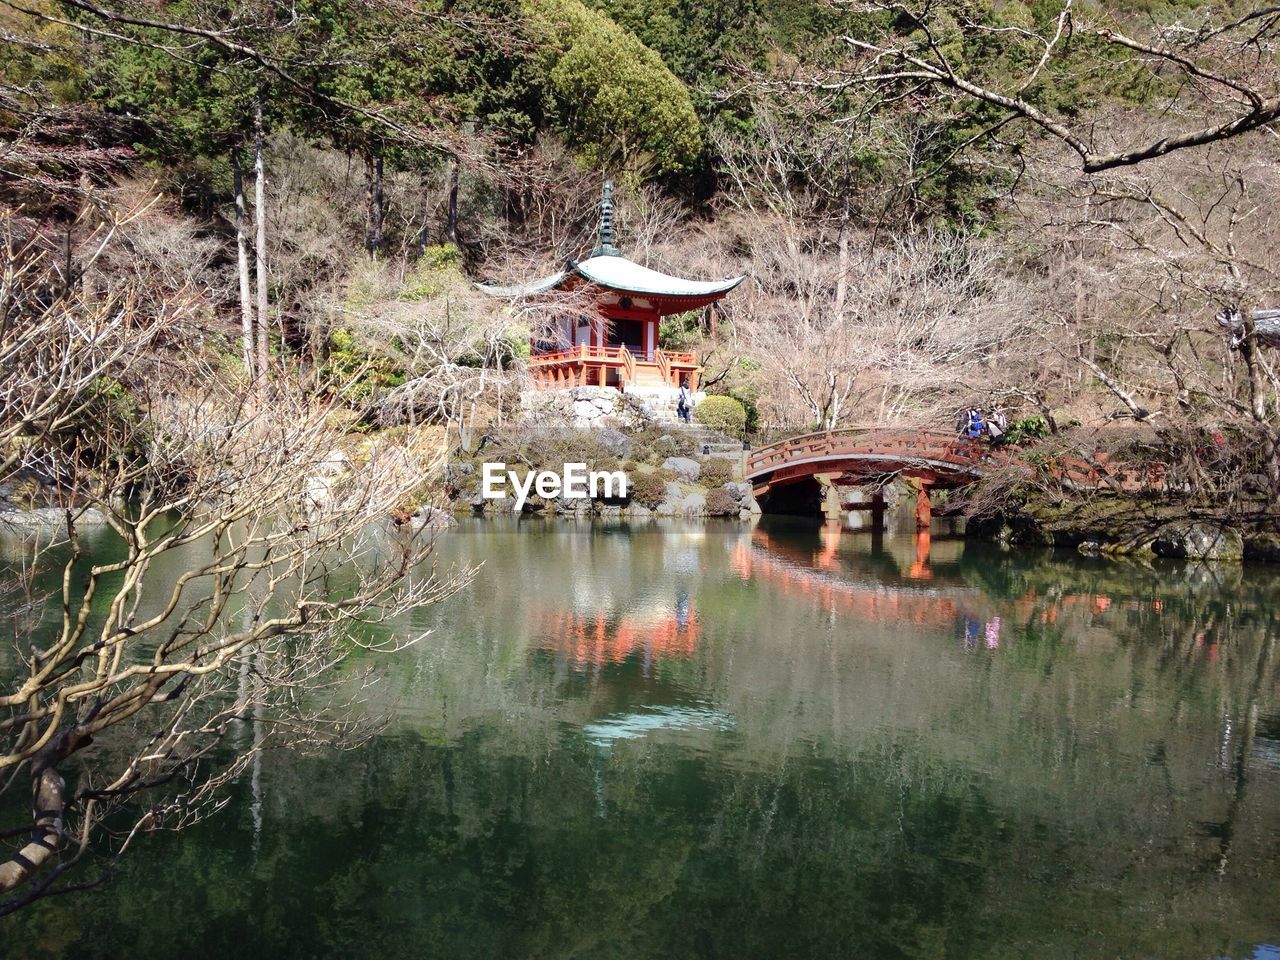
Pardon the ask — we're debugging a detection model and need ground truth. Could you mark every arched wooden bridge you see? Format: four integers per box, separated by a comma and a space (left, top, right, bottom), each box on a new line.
747, 428, 994, 497
746, 427, 1167, 525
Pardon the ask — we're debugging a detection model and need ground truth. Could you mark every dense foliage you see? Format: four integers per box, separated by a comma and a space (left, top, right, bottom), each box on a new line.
524, 0, 703, 175
694, 395, 748, 436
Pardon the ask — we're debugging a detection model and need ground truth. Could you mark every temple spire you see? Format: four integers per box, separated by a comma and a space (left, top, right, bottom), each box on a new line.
591, 179, 621, 258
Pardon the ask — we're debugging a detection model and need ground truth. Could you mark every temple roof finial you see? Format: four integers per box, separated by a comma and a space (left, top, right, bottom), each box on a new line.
592, 179, 621, 258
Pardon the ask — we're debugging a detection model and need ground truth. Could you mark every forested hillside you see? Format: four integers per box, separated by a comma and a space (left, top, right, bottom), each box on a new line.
2, 0, 1279, 488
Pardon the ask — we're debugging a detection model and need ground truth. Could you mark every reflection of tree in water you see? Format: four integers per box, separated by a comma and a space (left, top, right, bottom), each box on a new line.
11, 725, 1277, 960
1209, 625, 1276, 878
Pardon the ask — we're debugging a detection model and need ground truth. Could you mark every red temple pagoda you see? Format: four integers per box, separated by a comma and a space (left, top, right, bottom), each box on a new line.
479, 181, 744, 392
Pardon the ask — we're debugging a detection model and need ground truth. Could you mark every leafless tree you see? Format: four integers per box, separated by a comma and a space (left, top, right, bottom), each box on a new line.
710, 109, 1040, 430
331, 255, 547, 432
736, 216, 1038, 429
0, 218, 469, 915
1012, 143, 1280, 496
831, 0, 1280, 173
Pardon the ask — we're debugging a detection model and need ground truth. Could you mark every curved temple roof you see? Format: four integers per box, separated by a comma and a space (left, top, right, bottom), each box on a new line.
477, 180, 744, 305
474, 270, 569, 299
576, 256, 744, 297
476, 255, 744, 301
478, 256, 742, 300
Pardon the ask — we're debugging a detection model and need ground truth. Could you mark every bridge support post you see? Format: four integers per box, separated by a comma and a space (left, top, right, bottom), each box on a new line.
817, 473, 843, 522
908, 529, 932, 579
836, 484, 882, 530
914, 481, 932, 531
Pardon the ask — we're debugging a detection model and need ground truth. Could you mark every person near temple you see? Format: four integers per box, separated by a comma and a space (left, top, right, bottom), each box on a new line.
677, 379, 692, 423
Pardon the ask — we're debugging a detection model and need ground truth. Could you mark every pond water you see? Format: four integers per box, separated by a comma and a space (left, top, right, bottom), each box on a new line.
4, 517, 1280, 959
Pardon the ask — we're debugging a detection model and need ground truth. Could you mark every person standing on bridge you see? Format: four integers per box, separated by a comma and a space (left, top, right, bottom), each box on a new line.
987, 407, 1008, 447
962, 408, 985, 441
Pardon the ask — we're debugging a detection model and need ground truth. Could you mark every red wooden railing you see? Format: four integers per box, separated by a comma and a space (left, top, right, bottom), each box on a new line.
748, 428, 987, 479
654, 349, 671, 385
660, 350, 698, 366
529, 344, 626, 365
620, 344, 636, 387
527, 344, 704, 389
529, 344, 678, 366
747, 427, 1168, 492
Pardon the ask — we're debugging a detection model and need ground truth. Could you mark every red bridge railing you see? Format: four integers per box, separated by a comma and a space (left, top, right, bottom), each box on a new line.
747, 428, 1168, 492
748, 428, 990, 480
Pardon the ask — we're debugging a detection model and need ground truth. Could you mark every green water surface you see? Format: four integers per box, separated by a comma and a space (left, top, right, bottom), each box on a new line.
3, 517, 1279, 959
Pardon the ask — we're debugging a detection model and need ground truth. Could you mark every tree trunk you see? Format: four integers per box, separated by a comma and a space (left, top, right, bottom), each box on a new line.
445, 159, 459, 245
1239, 310, 1280, 497
365, 152, 384, 259
833, 199, 849, 324
232, 147, 256, 380
1078, 353, 1150, 420
253, 102, 270, 376
0, 768, 65, 894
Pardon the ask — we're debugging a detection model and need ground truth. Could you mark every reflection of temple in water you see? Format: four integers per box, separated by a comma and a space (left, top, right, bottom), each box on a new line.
533, 605, 700, 669
522, 519, 1206, 678
523, 526, 716, 671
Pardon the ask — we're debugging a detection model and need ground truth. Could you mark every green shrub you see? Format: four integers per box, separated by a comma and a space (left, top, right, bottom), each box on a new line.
1005, 415, 1051, 446
401, 247, 460, 302
416, 243, 461, 273
694, 395, 747, 436
699, 457, 735, 487
322, 328, 405, 403
659, 311, 702, 350
705, 487, 739, 516
627, 470, 668, 509
728, 386, 761, 435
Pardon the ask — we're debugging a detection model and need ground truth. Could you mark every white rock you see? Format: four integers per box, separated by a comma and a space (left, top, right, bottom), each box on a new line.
662, 457, 701, 482
410, 505, 454, 531
1151, 522, 1243, 561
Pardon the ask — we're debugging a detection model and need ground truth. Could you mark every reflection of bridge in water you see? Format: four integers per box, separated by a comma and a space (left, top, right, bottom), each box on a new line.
733, 531, 976, 629
530, 527, 1175, 671
739, 526, 1166, 648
